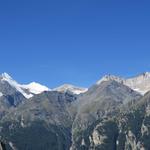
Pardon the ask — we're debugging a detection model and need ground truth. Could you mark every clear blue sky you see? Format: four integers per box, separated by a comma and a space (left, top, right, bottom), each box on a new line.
0, 0, 150, 88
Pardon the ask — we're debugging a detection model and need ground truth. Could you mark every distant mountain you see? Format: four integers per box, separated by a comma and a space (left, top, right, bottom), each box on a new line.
0, 73, 50, 99
21, 82, 50, 95
53, 84, 87, 95
0, 72, 150, 150
97, 72, 150, 95
0, 73, 26, 118
125, 72, 150, 95
0, 73, 50, 120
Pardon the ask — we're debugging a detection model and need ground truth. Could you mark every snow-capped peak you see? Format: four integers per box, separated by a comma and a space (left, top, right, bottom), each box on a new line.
1, 73, 33, 99
96, 74, 124, 85
53, 84, 88, 94
22, 82, 50, 95
0, 73, 50, 99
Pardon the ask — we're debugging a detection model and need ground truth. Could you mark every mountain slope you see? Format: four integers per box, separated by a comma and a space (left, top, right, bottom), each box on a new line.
0, 91, 77, 150
71, 92, 150, 150
71, 80, 142, 149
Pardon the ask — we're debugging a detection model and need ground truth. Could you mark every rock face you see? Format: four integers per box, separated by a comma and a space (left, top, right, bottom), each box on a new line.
97, 72, 150, 95
70, 80, 142, 150
71, 90, 150, 150
125, 72, 150, 95
0, 72, 150, 150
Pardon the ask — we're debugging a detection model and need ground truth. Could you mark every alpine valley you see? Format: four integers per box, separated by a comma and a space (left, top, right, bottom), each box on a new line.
0, 72, 150, 150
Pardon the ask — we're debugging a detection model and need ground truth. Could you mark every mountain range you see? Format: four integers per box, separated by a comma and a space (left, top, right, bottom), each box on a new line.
0, 72, 150, 150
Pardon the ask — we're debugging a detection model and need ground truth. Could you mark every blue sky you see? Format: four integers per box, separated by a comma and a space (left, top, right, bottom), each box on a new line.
0, 0, 150, 88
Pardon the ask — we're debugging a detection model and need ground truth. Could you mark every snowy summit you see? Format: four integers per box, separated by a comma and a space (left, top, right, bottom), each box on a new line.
0, 73, 50, 99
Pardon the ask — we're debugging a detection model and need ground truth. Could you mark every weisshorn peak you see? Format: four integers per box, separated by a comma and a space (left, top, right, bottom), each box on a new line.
0, 73, 50, 99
